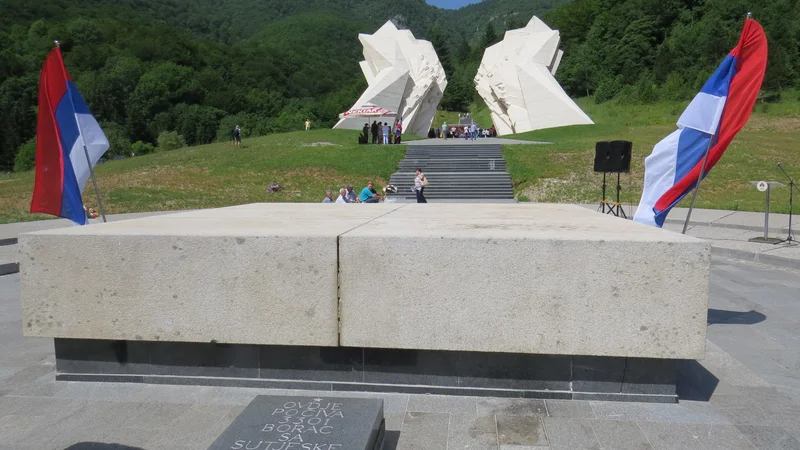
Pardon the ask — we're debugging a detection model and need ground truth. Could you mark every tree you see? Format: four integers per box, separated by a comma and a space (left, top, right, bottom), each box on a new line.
481, 22, 499, 50
427, 26, 454, 78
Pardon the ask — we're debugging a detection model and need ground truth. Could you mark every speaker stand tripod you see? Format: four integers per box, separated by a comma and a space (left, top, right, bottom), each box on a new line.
598, 173, 627, 218
610, 173, 628, 218
777, 163, 798, 245
598, 173, 611, 214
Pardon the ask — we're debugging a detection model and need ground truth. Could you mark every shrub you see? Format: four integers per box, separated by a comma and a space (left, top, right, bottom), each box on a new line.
216, 113, 270, 142
635, 75, 660, 104
101, 122, 133, 159
660, 73, 691, 101
594, 76, 623, 104
13, 137, 37, 172
131, 140, 155, 156
157, 131, 186, 151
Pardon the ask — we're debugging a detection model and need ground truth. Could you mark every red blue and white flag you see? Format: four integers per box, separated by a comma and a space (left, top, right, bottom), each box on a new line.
30, 47, 109, 225
634, 19, 767, 227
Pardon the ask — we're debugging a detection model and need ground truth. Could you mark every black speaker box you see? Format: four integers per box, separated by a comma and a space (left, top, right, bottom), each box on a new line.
594, 140, 632, 173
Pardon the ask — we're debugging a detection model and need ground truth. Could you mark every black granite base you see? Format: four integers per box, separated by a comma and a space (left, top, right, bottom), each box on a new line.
54, 339, 679, 403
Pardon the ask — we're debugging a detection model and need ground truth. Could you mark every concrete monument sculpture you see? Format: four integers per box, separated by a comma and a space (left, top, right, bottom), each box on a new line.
334, 21, 447, 136
474, 16, 593, 135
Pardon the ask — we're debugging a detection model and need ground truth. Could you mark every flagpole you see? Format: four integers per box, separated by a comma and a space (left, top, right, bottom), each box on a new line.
683, 10, 752, 234
83, 146, 107, 223
54, 40, 107, 223
682, 139, 714, 234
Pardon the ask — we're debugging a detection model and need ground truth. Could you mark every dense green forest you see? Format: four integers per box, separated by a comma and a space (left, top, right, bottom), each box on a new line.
547, 0, 799, 102
1, 0, 798, 173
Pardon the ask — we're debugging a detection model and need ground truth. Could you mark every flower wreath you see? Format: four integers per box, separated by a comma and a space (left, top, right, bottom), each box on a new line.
84, 206, 99, 219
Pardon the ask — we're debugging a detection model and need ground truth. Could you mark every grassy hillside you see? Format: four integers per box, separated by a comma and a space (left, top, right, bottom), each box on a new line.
3, 99, 798, 224
497, 97, 800, 214
0, 130, 405, 223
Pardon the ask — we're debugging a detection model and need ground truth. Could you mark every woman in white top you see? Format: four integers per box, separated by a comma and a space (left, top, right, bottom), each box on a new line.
414, 168, 427, 203
335, 188, 349, 204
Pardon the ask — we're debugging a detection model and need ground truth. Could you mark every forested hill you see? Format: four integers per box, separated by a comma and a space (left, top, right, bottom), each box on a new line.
446, 0, 572, 41
545, 0, 799, 103
0, 0, 442, 44
2, 0, 799, 175
0, 0, 460, 172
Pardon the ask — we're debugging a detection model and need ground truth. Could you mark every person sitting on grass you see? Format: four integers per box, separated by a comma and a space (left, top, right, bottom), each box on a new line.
322, 189, 334, 203
346, 184, 358, 203
336, 188, 349, 204
360, 182, 380, 203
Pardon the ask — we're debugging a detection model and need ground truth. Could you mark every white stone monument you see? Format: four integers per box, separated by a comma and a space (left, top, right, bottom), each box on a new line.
333, 21, 447, 137
474, 16, 593, 136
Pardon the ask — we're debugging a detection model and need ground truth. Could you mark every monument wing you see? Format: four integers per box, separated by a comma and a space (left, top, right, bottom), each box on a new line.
334, 21, 447, 136
474, 16, 593, 136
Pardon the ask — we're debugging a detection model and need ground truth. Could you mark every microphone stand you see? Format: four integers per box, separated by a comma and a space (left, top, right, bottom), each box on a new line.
777, 163, 798, 244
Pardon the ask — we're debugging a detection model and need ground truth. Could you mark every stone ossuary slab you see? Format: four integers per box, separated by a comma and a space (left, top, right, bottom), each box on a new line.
19, 203, 402, 346
339, 203, 710, 359
208, 395, 384, 450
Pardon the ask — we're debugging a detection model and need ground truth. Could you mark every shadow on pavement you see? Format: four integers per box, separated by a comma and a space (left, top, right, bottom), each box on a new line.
383, 430, 401, 450
707, 309, 766, 325
64, 444, 144, 450
676, 359, 720, 402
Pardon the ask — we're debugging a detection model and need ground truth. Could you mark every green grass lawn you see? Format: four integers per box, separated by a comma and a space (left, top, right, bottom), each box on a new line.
3, 98, 799, 224
490, 97, 800, 213
0, 129, 406, 224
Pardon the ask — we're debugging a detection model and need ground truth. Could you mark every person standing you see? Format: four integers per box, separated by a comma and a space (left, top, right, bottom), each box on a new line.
442, 121, 448, 139
305, 119, 311, 131
362, 123, 370, 144
414, 168, 428, 203
471, 122, 477, 141
463, 125, 469, 140
371, 121, 379, 144
233, 125, 242, 148
395, 120, 402, 144
382, 122, 390, 145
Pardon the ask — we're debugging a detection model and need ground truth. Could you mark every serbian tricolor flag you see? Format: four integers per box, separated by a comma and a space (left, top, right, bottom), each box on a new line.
634, 19, 767, 227
30, 47, 109, 225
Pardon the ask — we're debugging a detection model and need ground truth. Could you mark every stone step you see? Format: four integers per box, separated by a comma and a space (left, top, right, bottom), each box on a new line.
388, 189, 514, 198
0, 261, 19, 276
389, 177, 511, 183
389, 143, 513, 201
399, 160, 506, 164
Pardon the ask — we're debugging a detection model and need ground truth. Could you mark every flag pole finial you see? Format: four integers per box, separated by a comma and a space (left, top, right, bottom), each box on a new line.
54, 40, 60, 48
746, 11, 753, 19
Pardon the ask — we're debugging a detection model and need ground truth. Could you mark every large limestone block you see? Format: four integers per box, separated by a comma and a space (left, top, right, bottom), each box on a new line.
20, 203, 402, 346
339, 204, 710, 359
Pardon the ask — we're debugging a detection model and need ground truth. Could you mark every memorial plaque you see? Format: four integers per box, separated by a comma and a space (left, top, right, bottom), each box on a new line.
209, 395, 384, 450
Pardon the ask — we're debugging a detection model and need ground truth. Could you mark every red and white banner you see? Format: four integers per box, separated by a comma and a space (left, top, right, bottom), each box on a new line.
342, 106, 396, 117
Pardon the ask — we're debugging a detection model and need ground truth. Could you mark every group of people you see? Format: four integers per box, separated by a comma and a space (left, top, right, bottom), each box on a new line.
321, 182, 381, 204
322, 169, 428, 204
360, 120, 402, 145
430, 122, 496, 140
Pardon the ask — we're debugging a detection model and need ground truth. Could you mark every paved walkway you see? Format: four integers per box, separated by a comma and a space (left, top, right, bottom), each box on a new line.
1, 257, 799, 449
574, 205, 800, 271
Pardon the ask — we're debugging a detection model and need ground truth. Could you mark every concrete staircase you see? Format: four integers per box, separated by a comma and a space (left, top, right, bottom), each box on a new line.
387, 143, 515, 201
